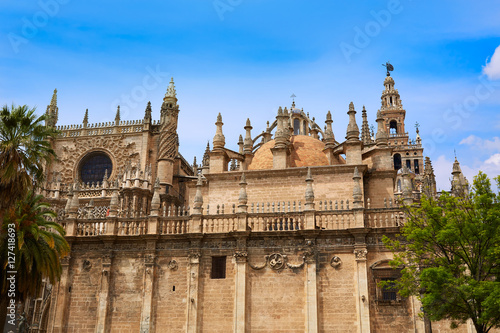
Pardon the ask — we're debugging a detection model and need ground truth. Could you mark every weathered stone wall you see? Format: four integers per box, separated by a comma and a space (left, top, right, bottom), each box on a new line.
154, 255, 188, 332
198, 249, 235, 333
65, 256, 100, 333
247, 249, 306, 332
317, 252, 358, 332
107, 255, 143, 332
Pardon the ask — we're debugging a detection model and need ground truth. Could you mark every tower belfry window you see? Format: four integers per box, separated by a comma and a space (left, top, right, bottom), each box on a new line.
389, 121, 398, 134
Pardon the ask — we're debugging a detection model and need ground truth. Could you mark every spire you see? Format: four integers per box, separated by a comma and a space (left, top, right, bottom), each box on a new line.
361, 106, 371, 145
165, 77, 176, 99
50, 88, 58, 106
238, 134, 244, 154
45, 88, 59, 127
346, 102, 360, 143
244, 118, 253, 154
213, 113, 226, 149
324, 110, 336, 147
115, 105, 121, 124
202, 142, 210, 167
144, 101, 152, 123
415, 122, 421, 145
451, 157, 468, 196
83, 109, 89, 127
422, 157, 437, 197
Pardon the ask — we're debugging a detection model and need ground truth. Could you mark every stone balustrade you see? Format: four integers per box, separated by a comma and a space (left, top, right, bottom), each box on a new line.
57, 198, 404, 238
56, 119, 161, 138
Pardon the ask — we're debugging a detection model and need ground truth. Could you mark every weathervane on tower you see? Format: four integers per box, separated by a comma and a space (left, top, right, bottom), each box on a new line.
382, 61, 394, 76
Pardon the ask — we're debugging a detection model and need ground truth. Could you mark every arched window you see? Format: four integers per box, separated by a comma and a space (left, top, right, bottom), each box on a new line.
293, 118, 300, 135
393, 153, 402, 170
414, 159, 420, 174
389, 120, 398, 134
79, 152, 113, 184
397, 179, 402, 192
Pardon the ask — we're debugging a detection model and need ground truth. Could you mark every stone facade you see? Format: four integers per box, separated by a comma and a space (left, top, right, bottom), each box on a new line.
24, 72, 476, 333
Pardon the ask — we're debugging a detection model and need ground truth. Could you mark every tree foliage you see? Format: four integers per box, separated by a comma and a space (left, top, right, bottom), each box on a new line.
0, 104, 57, 212
0, 192, 70, 302
384, 172, 500, 333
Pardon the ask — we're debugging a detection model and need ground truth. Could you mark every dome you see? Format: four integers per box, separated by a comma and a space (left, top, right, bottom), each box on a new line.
248, 135, 329, 170
291, 108, 302, 114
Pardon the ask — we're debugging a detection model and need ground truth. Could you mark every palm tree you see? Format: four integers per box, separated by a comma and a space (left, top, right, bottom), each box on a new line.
0, 191, 70, 302
0, 104, 57, 212
0, 104, 61, 329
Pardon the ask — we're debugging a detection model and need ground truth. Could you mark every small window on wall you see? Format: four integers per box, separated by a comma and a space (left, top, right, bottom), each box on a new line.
371, 260, 403, 305
381, 278, 398, 300
406, 160, 411, 170
211, 256, 226, 279
414, 159, 420, 174
393, 154, 402, 170
293, 118, 300, 135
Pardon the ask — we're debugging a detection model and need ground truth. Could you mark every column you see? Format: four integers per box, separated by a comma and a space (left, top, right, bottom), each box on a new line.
304, 246, 318, 333
95, 253, 112, 333
140, 251, 156, 333
186, 250, 201, 333
233, 251, 248, 332
51, 255, 71, 333
354, 248, 370, 333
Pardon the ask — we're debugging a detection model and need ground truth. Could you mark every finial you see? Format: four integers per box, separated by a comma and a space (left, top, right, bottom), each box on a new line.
349, 102, 355, 111
50, 89, 58, 106
165, 77, 176, 98
326, 110, 332, 121
144, 101, 152, 121
246, 118, 251, 126
115, 105, 121, 124
415, 121, 420, 134
154, 177, 161, 189
83, 109, 89, 125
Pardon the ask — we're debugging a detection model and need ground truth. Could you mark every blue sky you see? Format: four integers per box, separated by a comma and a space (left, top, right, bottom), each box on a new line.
1, 0, 500, 190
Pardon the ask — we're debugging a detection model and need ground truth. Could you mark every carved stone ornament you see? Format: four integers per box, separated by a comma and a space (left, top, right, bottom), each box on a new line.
268, 253, 286, 270
82, 259, 92, 271
354, 249, 367, 261
330, 256, 342, 268
233, 251, 248, 263
60, 256, 70, 265
144, 254, 155, 265
167, 260, 178, 270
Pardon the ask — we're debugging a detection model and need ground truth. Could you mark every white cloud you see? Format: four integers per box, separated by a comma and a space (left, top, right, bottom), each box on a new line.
483, 45, 500, 80
459, 135, 500, 152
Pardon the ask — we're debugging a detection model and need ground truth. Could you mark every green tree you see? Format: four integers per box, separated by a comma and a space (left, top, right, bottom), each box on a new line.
0, 104, 57, 212
384, 172, 500, 333
0, 191, 70, 302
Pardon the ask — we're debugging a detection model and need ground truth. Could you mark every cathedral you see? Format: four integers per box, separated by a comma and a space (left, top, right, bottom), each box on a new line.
25, 70, 471, 332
